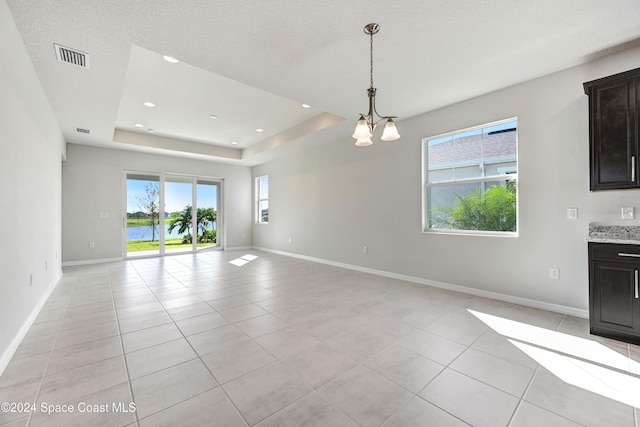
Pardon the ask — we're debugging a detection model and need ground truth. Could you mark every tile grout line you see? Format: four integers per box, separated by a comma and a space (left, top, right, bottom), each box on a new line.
130, 256, 251, 426
410, 327, 494, 426
10, 251, 635, 426
507, 313, 586, 426
169, 254, 361, 426
25, 268, 79, 427
267, 350, 360, 427
112, 260, 149, 427
505, 313, 567, 426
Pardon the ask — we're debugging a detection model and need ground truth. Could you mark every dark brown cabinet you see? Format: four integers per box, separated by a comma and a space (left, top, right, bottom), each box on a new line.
588, 242, 640, 344
584, 67, 640, 191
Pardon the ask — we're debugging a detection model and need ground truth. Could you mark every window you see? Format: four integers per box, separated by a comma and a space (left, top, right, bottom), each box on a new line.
423, 118, 518, 234
256, 175, 269, 223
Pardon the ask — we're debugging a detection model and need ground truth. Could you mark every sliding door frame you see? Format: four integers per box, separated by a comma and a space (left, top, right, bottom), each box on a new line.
123, 170, 224, 259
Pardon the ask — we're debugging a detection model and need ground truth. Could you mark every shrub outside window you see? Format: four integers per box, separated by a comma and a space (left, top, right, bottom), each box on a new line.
423, 118, 518, 235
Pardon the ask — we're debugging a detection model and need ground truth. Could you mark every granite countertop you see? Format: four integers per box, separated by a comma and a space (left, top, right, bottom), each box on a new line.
586, 224, 640, 245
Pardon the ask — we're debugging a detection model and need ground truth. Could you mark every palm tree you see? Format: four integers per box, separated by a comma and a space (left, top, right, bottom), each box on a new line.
168, 205, 217, 242
168, 205, 193, 235
197, 207, 216, 241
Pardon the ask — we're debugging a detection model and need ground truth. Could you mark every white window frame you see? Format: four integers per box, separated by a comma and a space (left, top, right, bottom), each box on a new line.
255, 175, 269, 224
422, 117, 519, 236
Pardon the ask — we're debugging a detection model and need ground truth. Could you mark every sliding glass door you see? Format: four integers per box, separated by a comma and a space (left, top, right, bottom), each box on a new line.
165, 176, 195, 255
196, 180, 218, 251
125, 172, 221, 258
126, 174, 161, 257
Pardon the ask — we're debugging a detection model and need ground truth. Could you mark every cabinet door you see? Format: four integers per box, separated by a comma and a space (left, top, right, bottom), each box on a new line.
589, 78, 637, 190
590, 260, 640, 335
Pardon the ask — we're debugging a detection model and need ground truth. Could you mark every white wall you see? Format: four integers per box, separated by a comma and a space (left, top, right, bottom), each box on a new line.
253, 46, 640, 314
0, 0, 65, 371
62, 144, 253, 263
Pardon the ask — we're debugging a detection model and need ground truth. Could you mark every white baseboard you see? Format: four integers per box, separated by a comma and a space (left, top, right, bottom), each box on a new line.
62, 257, 122, 267
225, 246, 254, 251
254, 246, 589, 319
0, 272, 62, 377
61, 247, 257, 266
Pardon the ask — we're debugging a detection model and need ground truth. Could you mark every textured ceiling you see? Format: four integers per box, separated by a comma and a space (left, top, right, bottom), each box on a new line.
6, 0, 640, 165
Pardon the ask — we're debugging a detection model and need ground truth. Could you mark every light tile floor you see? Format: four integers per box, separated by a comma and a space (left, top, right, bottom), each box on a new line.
1, 250, 639, 426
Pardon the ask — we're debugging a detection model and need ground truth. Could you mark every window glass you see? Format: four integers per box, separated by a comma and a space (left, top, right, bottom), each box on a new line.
424, 119, 518, 234
256, 175, 269, 223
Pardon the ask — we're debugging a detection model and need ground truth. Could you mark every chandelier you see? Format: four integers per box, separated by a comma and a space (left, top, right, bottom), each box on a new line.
352, 23, 400, 146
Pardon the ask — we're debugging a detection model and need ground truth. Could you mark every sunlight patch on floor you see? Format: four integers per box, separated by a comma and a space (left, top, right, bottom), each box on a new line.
228, 254, 259, 267
468, 309, 640, 409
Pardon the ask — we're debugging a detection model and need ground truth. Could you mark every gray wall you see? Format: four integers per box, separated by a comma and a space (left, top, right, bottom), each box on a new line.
253, 45, 640, 313
0, 0, 65, 369
62, 144, 253, 263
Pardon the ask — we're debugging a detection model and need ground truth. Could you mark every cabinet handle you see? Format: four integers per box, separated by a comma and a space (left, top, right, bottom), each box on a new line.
617, 252, 640, 258
636, 270, 639, 299
633, 156, 636, 183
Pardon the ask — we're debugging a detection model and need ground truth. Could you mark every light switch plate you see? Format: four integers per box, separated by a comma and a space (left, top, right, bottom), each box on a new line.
567, 208, 578, 220
622, 207, 635, 220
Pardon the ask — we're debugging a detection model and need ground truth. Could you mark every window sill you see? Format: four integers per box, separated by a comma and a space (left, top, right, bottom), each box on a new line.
423, 229, 518, 238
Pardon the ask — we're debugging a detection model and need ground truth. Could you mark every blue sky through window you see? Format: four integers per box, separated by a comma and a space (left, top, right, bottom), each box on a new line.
126, 178, 217, 213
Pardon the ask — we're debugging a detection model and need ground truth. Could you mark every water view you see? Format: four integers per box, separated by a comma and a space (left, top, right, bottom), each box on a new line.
127, 223, 216, 241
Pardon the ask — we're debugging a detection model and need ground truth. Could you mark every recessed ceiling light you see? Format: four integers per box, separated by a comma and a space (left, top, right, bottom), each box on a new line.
209, 115, 217, 119
231, 141, 239, 145
143, 102, 156, 107
256, 128, 264, 133
302, 104, 311, 108
147, 129, 154, 133
162, 55, 179, 63
134, 123, 144, 128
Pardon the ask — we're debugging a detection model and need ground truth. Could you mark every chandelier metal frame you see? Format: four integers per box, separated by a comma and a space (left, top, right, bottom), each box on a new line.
352, 23, 400, 146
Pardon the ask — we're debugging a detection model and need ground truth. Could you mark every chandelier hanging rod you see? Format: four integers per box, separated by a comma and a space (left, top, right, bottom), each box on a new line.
364, 23, 395, 124
352, 23, 400, 146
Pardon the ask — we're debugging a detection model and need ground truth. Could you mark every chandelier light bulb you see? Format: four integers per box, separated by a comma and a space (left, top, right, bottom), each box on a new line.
380, 119, 401, 141
352, 116, 373, 139
352, 23, 400, 146
355, 137, 373, 146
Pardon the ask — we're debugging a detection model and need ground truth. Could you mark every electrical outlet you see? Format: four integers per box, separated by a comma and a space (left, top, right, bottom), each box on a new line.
363, 246, 368, 254
549, 268, 559, 280
30, 274, 33, 287
622, 207, 635, 220
89, 242, 95, 248
567, 208, 578, 220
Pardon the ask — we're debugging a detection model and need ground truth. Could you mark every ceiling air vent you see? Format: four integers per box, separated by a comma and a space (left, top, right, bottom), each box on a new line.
54, 44, 89, 68
75, 128, 91, 134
